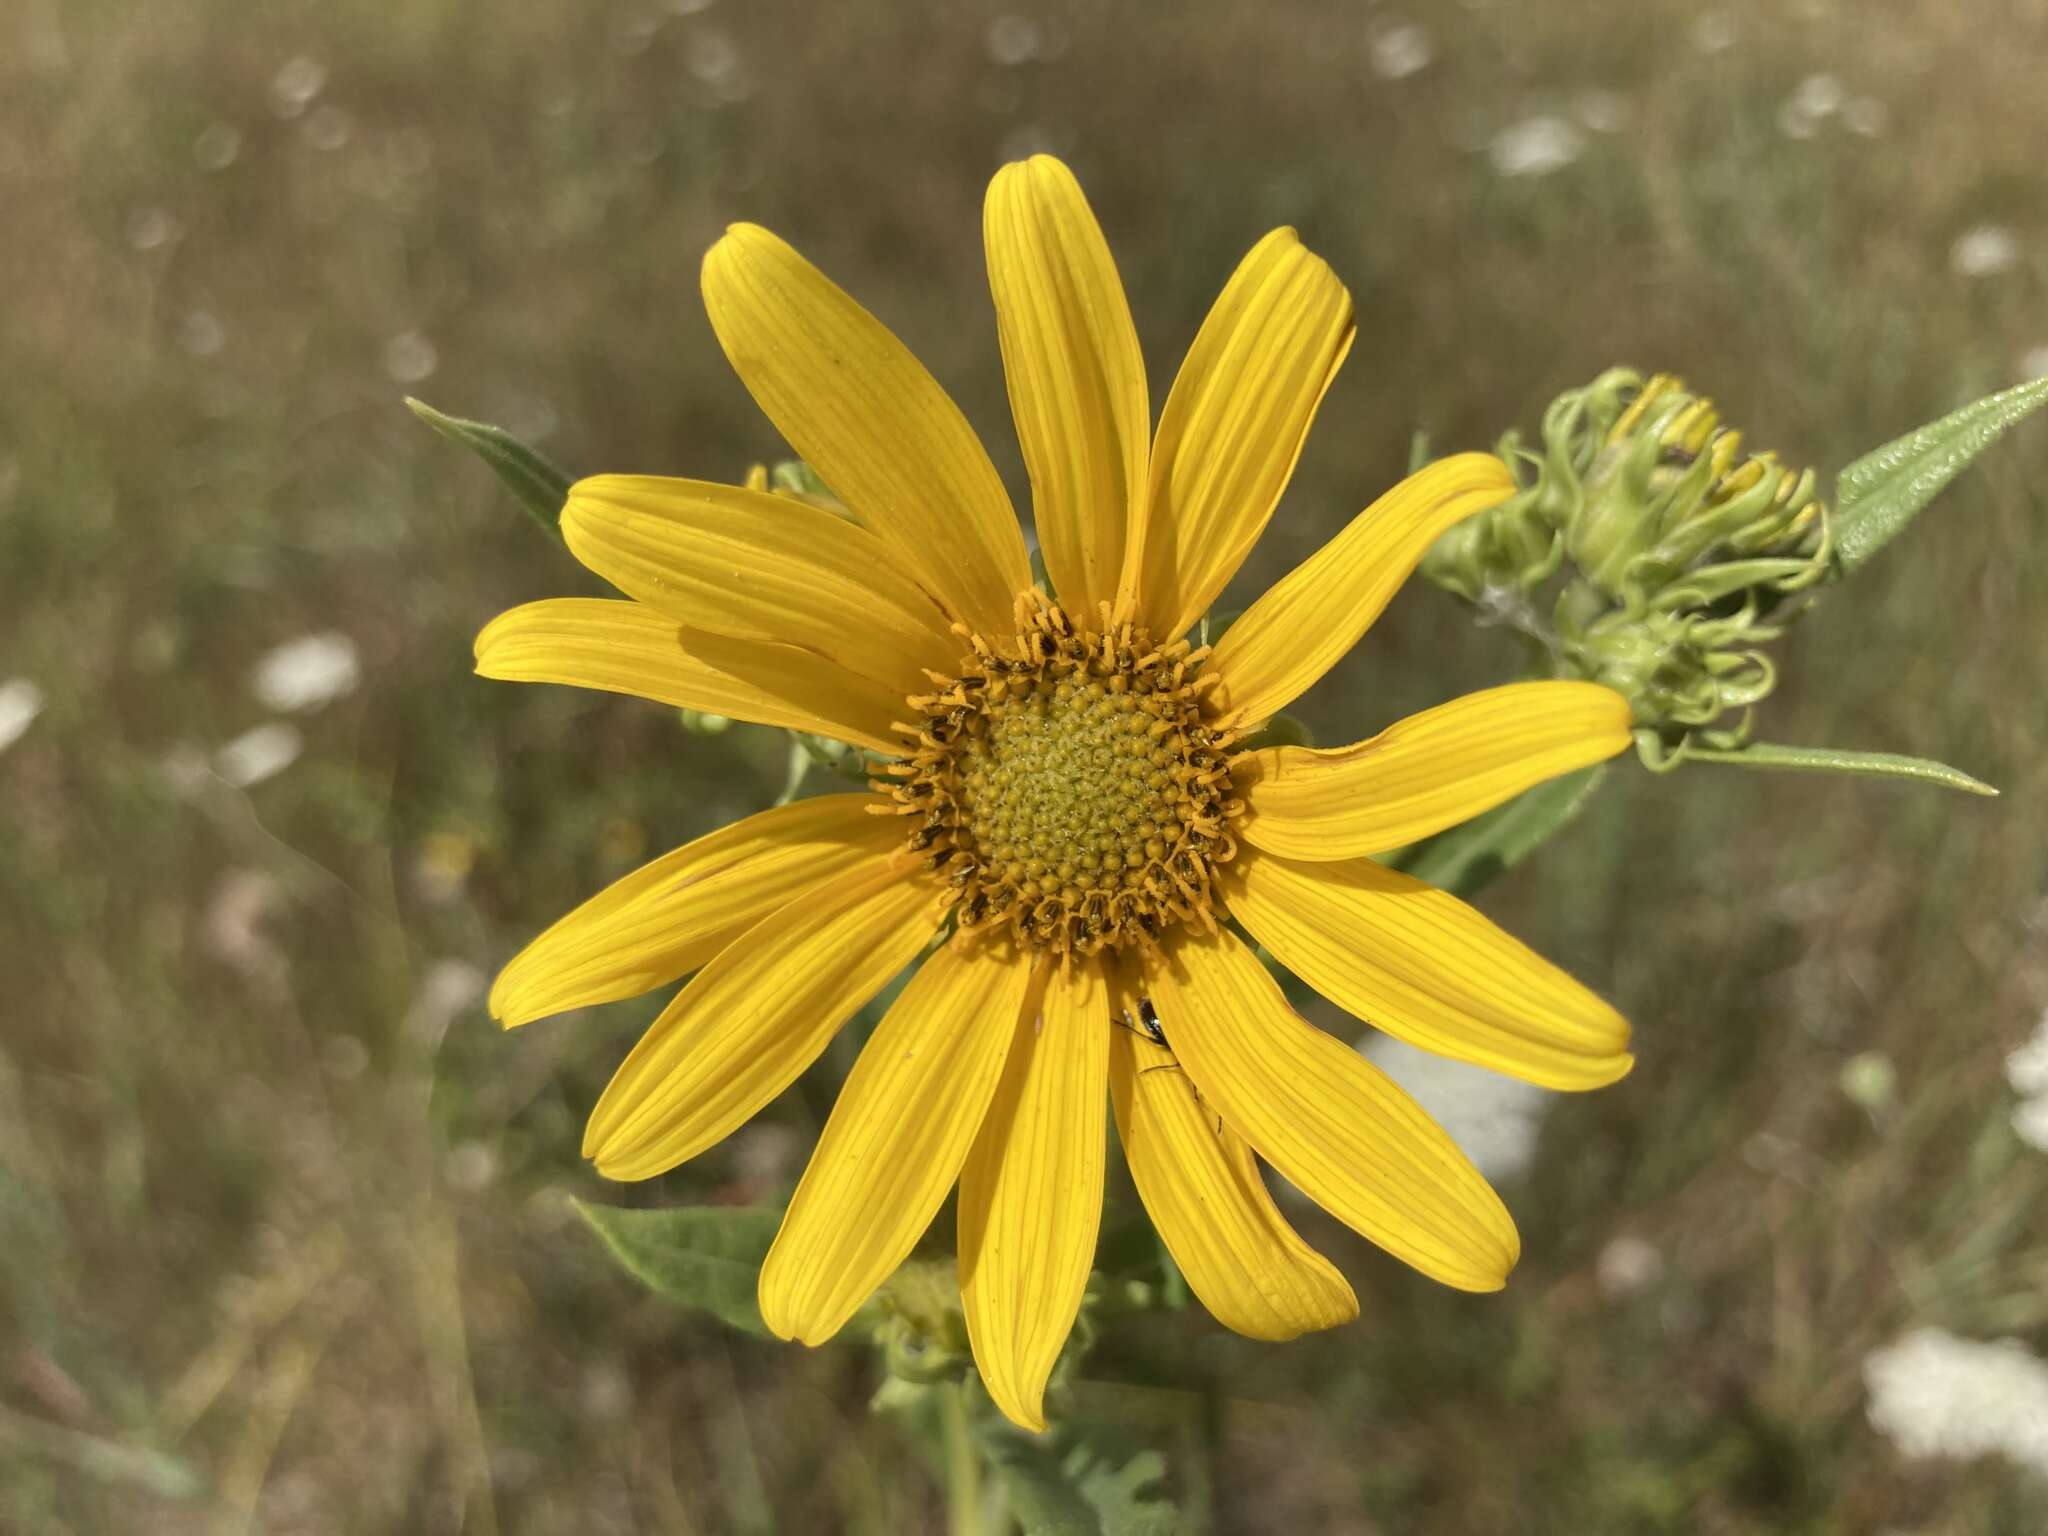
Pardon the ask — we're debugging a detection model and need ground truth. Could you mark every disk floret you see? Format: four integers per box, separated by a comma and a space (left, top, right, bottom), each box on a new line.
882, 594, 1244, 955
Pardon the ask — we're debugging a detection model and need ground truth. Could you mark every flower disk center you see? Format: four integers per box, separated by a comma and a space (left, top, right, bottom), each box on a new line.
883, 597, 1243, 955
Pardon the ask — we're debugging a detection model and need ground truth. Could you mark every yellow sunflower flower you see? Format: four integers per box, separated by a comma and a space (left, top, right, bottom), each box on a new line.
476, 155, 1635, 1432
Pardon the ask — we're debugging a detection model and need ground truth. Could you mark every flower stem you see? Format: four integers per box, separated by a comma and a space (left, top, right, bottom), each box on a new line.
941, 1380, 983, 1536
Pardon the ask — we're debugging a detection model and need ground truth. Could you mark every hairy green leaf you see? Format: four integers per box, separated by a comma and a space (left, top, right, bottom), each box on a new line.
979, 1420, 1180, 1536
1833, 375, 2048, 573
574, 1200, 782, 1336
1388, 765, 1608, 899
407, 396, 572, 536
1684, 741, 1997, 795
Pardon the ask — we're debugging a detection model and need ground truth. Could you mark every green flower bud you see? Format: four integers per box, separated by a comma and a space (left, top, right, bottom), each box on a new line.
1424, 369, 1835, 764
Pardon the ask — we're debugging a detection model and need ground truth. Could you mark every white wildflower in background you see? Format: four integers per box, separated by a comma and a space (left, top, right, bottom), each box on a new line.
384, 331, 439, 384
1843, 97, 1888, 138
2012, 1097, 2048, 1153
1573, 90, 1627, 134
0, 678, 45, 754
1359, 1034, 1551, 1182
2007, 1014, 2048, 1097
1595, 1235, 1665, 1299
252, 632, 360, 712
270, 55, 327, 119
215, 722, 303, 787
1489, 115, 1584, 179
2006, 1011, 2048, 1150
194, 122, 243, 171
1838, 1050, 1898, 1115
1864, 1328, 2048, 1478
2020, 345, 2048, 384
1368, 23, 1434, 82
985, 14, 1042, 67
303, 104, 352, 151
178, 310, 226, 358
126, 208, 179, 251
1778, 74, 1845, 141
1689, 12, 1739, 54
1951, 225, 2020, 279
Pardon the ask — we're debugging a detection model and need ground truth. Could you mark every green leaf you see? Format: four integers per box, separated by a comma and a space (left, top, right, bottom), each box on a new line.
574, 1200, 783, 1336
979, 1421, 1180, 1536
1682, 740, 1998, 795
1832, 375, 2048, 573
406, 396, 572, 537
1388, 765, 1608, 900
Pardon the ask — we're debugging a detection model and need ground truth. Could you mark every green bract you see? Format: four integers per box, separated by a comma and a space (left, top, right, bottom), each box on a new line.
1421, 367, 2032, 793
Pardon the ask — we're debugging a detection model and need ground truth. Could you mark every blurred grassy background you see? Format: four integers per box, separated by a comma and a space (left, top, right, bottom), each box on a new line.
5, 0, 2048, 1529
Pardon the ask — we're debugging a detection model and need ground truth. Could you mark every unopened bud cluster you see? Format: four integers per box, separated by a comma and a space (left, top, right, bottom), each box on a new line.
1422, 369, 1834, 765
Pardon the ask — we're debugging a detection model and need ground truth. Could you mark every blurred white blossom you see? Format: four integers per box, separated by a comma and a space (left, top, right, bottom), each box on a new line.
1573, 90, 1627, 134
303, 104, 352, 151
1368, 23, 1434, 81
384, 330, 439, 384
1864, 1328, 2048, 1477
0, 678, 45, 753
1596, 1235, 1665, 1299
985, 15, 1042, 67
252, 632, 360, 712
270, 55, 327, 119
1843, 96, 1889, 138
126, 207, 180, 251
1951, 225, 2020, 278
2007, 1014, 2048, 1097
1358, 1034, 1550, 1182
215, 723, 302, 787
1489, 115, 1583, 179
1689, 12, 1739, 54
195, 122, 243, 171
178, 310, 226, 357
2013, 1097, 2048, 1153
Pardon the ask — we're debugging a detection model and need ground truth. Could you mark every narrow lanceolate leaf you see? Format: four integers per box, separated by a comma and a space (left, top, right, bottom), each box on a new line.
1389, 766, 1609, 901
574, 1201, 784, 1336
1833, 375, 2048, 573
1684, 741, 1998, 796
407, 397, 572, 535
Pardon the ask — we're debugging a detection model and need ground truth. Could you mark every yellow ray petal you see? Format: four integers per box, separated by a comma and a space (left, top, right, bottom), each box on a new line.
759, 939, 1031, 1344
1122, 229, 1354, 641
1145, 930, 1519, 1292
562, 475, 960, 693
1227, 848, 1633, 1091
1238, 681, 1632, 859
584, 856, 941, 1180
490, 794, 902, 1028
702, 223, 1030, 637
474, 598, 905, 755
1204, 454, 1516, 724
984, 156, 1148, 621
959, 956, 1111, 1431
1106, 980, 1357, 1341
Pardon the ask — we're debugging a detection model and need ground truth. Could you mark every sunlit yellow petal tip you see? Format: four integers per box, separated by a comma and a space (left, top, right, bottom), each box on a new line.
960, 958, 1108, 1433
757, 943, 1029, 1344
1240, 680, 1634, 858
1127, 228, 1354, 639
1206, 452, 1518, 723
1148, 931, 1521, 1292
985, 152, 1148, 621
1229, 849, 1632, 1093
699, 215, 1029, 636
